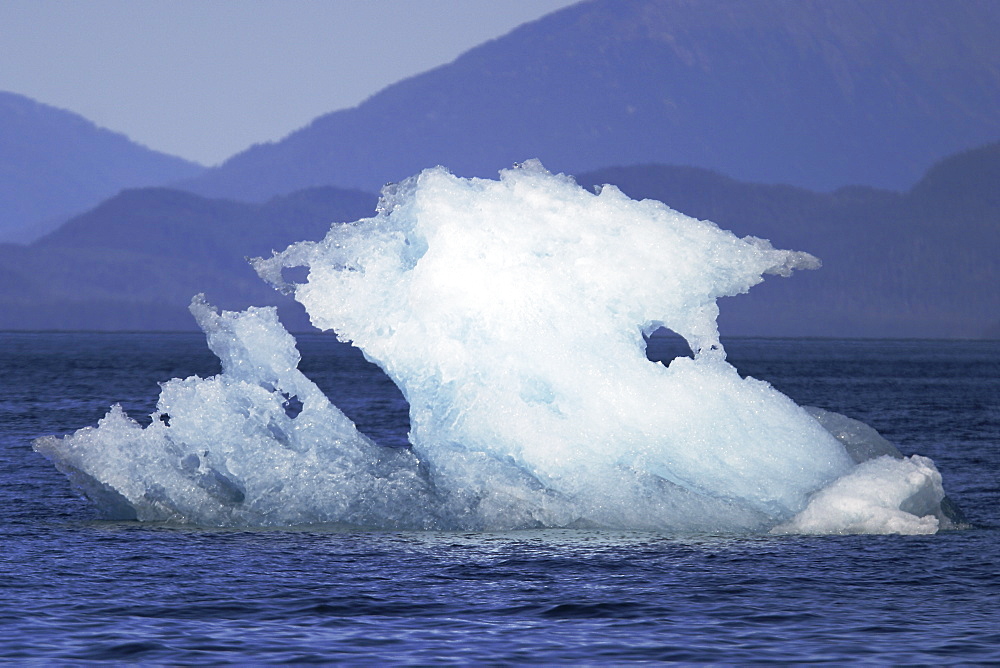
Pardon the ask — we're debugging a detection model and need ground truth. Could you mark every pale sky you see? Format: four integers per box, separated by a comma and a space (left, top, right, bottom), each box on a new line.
0, 0, 579, 166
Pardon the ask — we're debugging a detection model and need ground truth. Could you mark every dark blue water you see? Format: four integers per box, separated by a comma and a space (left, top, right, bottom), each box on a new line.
2, 333, 998, 663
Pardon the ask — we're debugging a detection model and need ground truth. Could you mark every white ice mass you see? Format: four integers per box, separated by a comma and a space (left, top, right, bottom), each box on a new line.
35, 161, 962, 534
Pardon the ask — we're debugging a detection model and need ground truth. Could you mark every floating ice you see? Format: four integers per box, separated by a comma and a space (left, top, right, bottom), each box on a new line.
772, 455, 948, 535
35, 162, 962, 534
34, 297, 433, 528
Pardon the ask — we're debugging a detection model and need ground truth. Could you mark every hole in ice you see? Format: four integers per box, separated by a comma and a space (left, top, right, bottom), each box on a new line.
643, 326, 693, 365
296, 336, 412, 449
282, 394, 303, 419
280, 265, 309, 286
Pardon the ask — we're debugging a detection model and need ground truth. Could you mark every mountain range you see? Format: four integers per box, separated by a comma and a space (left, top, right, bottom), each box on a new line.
179, 0, 1000, 201
0, 91, 204, 243
1, 142, 996, 338
1, 0, 997, 337
578, 142, 1000, 339
0, 186, 376, 331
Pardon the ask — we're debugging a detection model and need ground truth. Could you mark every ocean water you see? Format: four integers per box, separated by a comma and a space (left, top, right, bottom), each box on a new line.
1, 332, 998, 663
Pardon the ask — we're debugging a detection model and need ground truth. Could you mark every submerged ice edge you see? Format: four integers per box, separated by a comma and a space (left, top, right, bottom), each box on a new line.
34, 162, 962, 534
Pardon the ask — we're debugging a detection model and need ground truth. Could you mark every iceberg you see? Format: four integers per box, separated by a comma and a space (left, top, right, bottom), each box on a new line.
35, 161, 963, 534
34, 297, 435, 528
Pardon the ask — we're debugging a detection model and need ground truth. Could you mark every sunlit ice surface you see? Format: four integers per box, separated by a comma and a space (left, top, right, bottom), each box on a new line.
35, 161, 963, 534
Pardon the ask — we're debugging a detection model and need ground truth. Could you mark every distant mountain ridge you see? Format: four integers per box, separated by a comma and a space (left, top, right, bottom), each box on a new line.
577, 142, 1000, 339
179, 0, 1000, 202
0, 91, 204, 243
0, 186, 377, 330
1, 142, 996, 337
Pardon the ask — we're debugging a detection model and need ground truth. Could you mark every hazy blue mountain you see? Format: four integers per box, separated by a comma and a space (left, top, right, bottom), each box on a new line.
577, 142, 1000, 339
0, 186, 377, 331
1, 142, 996, 337
179, 0, 1000, 202
0, 91, 204, 243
